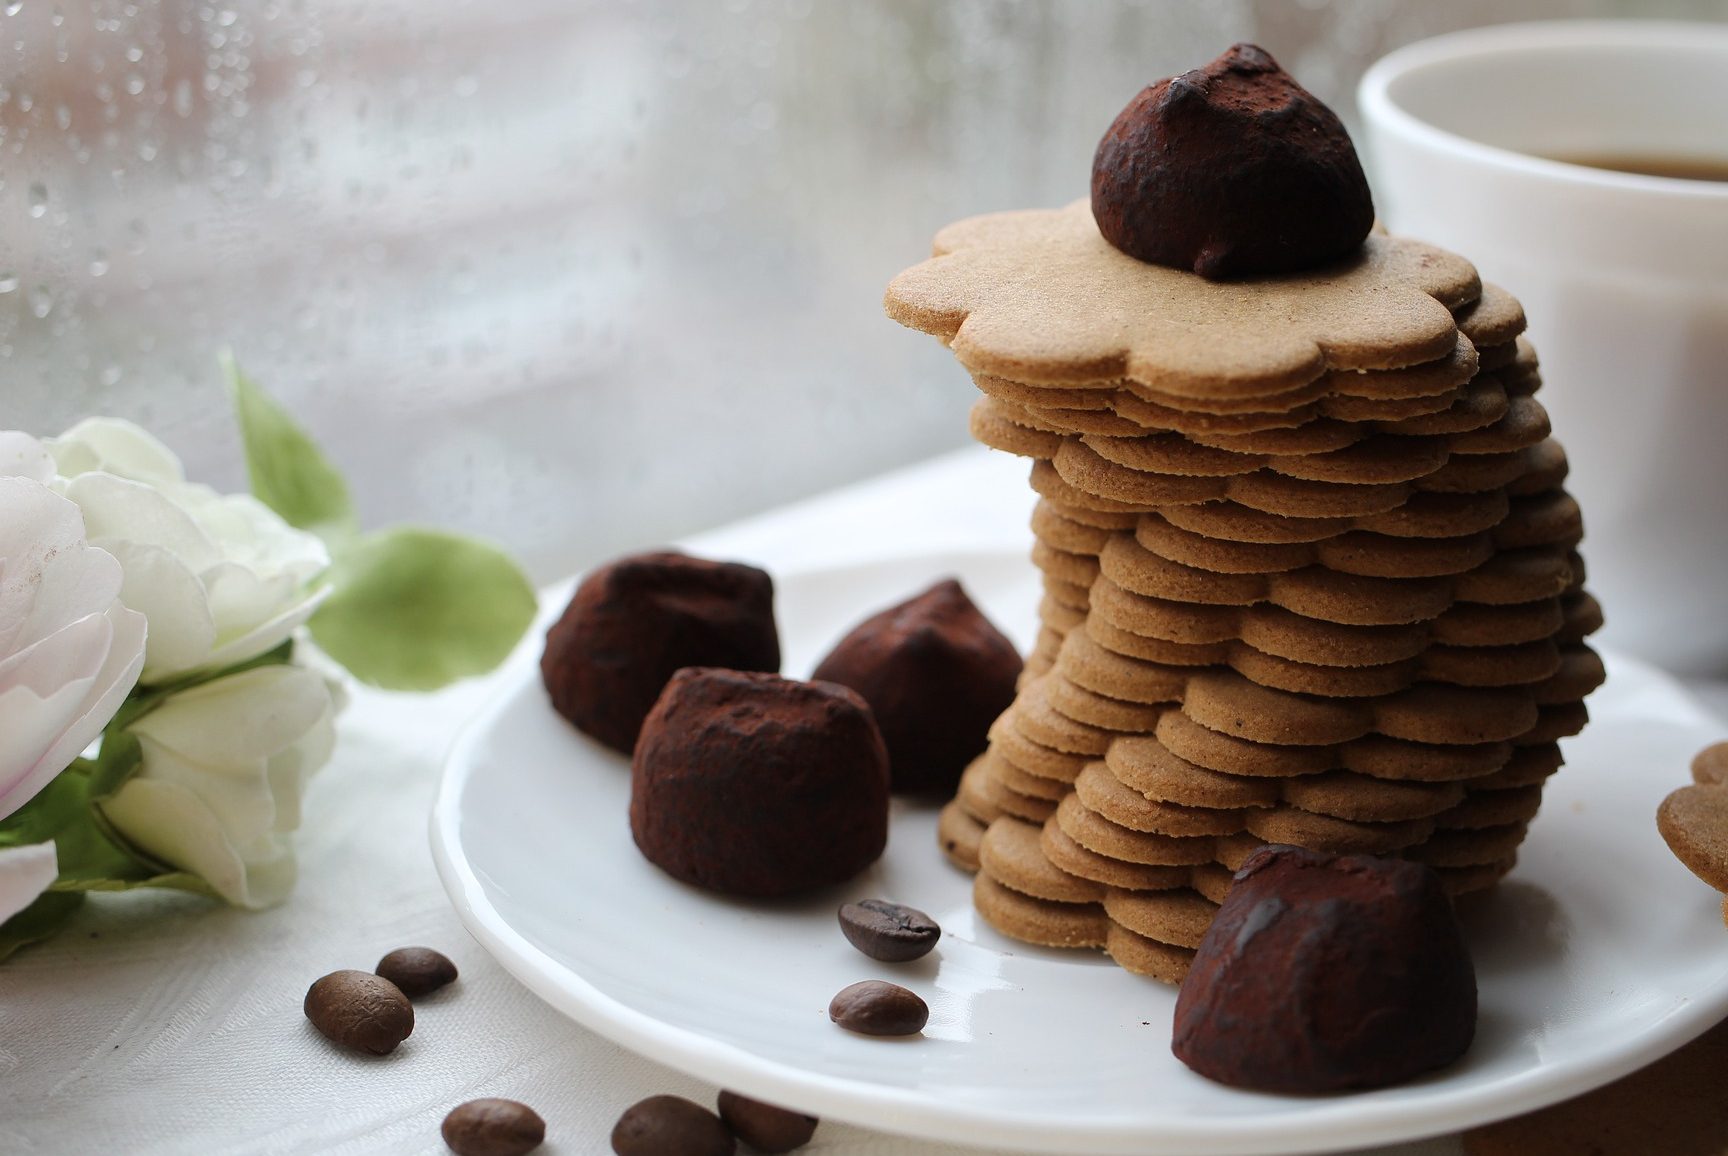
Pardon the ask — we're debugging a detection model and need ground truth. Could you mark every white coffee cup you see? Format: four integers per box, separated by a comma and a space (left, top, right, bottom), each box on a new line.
1359, 20, 1728, 675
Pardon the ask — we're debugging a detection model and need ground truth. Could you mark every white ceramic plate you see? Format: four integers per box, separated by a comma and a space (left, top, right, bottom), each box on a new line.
431, 550, 1728, 1155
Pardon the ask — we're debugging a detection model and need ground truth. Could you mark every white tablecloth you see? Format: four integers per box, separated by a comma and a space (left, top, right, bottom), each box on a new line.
3, 446, 1721, 1156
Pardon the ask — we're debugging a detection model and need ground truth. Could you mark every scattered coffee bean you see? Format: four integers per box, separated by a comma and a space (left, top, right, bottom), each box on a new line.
303, 969, 414, 1055
376, 946, 459, 999
611, 1095, 735, 1156
837, 899, 940, 963
441, 1098, 544, 1156
828, 980, 928, 1037
717, 1090, 818, 1153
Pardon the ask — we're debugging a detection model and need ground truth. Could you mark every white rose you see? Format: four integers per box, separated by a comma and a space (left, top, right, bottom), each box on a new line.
1, 435, 149, 821
47, 418, 331, 686
0, 842, 59, 924
100, 664, 337, 908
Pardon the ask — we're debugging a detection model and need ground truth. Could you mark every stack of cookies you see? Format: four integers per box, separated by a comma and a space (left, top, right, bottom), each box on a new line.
891, 201, 1603, 985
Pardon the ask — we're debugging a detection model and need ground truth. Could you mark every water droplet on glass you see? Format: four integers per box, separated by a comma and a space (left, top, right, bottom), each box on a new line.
89, 249, 109, 276
4, 3, 23, 16
125, 74, 144, 96
27, 182, 47, 217
0, 273, 18, 293
125, 44, 143, 62
29, 285, 53, 318
100, 364, 122, 386
173, 78, 193, 117
55, 104, 70, 130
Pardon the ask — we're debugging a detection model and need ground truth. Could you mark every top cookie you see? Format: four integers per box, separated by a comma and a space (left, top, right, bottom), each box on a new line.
885, 200, 1481, 399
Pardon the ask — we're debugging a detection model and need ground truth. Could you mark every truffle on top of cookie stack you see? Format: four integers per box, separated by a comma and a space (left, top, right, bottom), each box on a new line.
885, 44, 1603, 984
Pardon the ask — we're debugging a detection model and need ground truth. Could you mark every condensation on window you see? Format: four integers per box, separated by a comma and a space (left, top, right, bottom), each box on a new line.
2, 0, 1712, 578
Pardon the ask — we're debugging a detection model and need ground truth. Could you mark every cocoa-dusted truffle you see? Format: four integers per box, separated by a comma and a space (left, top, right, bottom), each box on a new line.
630, 668, 890, 897
1172, 844, 1476, 1093
540, 550, 779, 754
811, 579, 1021, 796
1091, 43, 1374, 279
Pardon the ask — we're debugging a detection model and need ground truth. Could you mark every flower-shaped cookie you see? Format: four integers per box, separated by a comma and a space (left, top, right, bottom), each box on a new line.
885, 200, 1481, 399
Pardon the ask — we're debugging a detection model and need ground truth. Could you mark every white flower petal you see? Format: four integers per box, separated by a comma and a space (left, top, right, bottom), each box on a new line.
97, 540, 217, 684
101, 779, 255, 905
0, 610, 109, 699
262, 695, 335, 833
0, 432, 56, 484
0, 842, 59, 924
233, 842, 297, 909
0, 475, 145, 821
103, 664, 333, 906
0, 477, 85, 562
0, 478, 91, 655
180, 489, 329, 580
131, 739, 279, 850
58, 465, 326, 684
68, 473, 222, 572
28, 601, 146, 789
1, 543, 126, 658
130, 665, 332, 765
48, 417, 185, 485
0, 686, 79, 819
199, 579, 330, 672
0, 614, 112, 818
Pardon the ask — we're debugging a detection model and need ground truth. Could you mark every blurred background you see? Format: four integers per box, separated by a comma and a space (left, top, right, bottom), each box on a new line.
4, 0, 1725, 582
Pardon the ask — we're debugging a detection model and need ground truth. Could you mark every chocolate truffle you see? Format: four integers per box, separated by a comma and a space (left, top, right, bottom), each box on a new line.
1172, 844, 1476, 1093
541, 550, 779, 754
630, 668, 890, 897
811, 579, 1021, 796
1091, 43, 1374, 279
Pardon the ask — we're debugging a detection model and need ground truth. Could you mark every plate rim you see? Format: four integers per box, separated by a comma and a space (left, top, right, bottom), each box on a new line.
429, 556, 1728, 1156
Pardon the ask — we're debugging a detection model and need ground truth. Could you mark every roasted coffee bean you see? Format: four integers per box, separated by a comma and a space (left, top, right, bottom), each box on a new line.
828, 980, 928, 1037
376, 946, 459, 999
837, 899, 941, 962
611, 1095, 735, 1156
716, 1090, 818, 1153
303, 969, 414, 1055
441, 1098, 545, 1156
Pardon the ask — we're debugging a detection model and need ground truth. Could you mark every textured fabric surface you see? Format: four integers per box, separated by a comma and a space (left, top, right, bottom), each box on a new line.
5, 446, 1677, 1155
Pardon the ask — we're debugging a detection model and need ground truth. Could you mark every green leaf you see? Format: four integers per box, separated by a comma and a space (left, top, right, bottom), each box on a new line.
221, 351, 357, 538
1, 747, 172, 892
0, 891, 85, 961
0, 772, 87, 848
309, 527, 537, 691
135, 873, 221, 901
55, 870, 217, 898
54, 799, 162, 890
84, 730, 144, 803
0, 738, 216, 961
